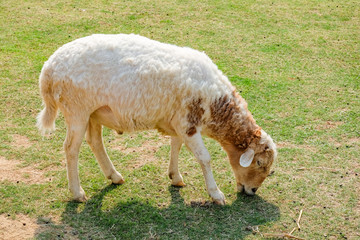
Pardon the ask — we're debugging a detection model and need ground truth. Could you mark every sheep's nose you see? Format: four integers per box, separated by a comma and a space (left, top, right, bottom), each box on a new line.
251, 188, 258, 193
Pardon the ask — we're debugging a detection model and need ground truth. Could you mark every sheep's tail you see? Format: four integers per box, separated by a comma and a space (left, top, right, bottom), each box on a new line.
36, 65, 58, 135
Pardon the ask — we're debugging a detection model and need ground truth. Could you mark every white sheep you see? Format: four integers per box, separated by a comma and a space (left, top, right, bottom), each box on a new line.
37, 34, 277, 205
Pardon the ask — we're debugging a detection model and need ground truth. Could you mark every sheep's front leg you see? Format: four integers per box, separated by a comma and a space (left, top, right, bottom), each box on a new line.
183, 133, 225, 205
86, 118, 124, 184
64, 122, 88, 202
168, 136, 185, 187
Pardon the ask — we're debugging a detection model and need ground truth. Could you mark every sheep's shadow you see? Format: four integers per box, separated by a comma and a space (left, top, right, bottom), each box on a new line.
42, 184, 279, 239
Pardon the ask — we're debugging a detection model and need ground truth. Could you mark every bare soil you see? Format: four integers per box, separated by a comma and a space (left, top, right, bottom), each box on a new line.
0, 214, 38, 240
10, 134, 32, 149
0, 214, 79, 240
111, 133, 170, 168
0, 156, 51, 184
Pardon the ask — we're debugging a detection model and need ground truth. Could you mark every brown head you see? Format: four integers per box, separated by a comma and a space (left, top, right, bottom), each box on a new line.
222, 129, 277, 195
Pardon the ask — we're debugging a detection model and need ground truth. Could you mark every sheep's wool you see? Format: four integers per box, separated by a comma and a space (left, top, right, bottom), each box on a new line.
43, 34, 235, 132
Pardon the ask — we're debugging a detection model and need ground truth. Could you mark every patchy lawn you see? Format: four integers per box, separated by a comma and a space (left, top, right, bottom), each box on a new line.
0, 0, 359, 239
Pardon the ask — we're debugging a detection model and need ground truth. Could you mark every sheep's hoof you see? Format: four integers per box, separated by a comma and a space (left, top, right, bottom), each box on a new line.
112, 178, 125, 185
213, 198, 226, 206
172, 181, 186, 187
211, 190, 226, 205
109, 171, 125, 184
73, 194, 87, 202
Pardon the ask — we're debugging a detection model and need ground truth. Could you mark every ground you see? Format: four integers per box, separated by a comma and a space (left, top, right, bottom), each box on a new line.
0, 0, 359, 239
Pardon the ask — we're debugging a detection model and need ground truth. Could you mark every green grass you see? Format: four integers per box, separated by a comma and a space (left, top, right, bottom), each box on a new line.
0, 0, 359, 239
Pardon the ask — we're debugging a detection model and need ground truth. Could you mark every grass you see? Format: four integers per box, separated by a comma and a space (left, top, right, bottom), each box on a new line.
0, 0, 359, 239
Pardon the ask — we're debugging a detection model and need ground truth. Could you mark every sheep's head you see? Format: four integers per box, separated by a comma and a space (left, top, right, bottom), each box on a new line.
222, 129, 277, 195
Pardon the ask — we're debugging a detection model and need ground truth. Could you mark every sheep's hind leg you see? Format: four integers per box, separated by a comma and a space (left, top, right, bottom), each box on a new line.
168, 136, 185, 187
64, 120, 88, 202
86, 118, 124, 185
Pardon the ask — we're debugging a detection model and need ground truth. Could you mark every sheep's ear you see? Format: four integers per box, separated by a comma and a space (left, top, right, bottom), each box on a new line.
239, 148, 255, 167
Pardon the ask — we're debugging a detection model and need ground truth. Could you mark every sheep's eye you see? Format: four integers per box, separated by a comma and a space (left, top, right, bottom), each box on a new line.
257, 160, 261, 166
264, 146, 269, 150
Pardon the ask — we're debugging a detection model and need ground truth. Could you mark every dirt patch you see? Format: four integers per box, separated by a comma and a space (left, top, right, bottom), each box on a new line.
0, 214, 79, 240
328, 137, 342, 147
276, 142, 298, 149
276, 141, 316, 152
315, 121, 343, 130
113, 140, 166, 168
0, 214, 38, 240
0, 122, 17, 130
0, 156, 51, 184
110, 132, 170, 169
329, 137, 359, 148
348, 137, 359, 145
11, 134, 32, 149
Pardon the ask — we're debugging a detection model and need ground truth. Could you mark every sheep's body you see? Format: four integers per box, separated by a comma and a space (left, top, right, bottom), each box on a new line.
37, 34, 276, 204
41, 34, 235, 133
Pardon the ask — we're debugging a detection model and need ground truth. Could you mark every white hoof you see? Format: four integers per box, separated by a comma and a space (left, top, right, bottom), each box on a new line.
109, 171, 125, 184
72, 187, 87, 202
210, 189, 226, 205
169, 172, 185, 187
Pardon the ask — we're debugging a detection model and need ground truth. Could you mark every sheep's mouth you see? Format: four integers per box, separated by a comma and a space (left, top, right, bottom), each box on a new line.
238, 184, 257, 196
244, 187, 256, 196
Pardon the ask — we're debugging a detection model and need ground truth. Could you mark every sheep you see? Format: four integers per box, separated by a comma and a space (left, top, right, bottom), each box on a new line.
37, 34, 277, 205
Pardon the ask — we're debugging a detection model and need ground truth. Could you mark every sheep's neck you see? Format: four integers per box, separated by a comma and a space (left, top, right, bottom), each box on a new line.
205, 93, 261, 149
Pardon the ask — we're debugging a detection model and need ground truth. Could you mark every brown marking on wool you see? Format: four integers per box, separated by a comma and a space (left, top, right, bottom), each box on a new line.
186, 98, 205, 136
208, 94, 260, 149
186, 126, 197, 136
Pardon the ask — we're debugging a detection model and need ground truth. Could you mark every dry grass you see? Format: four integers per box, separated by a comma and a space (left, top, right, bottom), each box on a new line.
0, 0, 359, 239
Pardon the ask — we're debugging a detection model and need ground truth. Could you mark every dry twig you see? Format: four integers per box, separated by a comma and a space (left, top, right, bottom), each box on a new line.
262, 209, 305, 239
296, 209, 303, 230
263, 233, 305, 240
289, 227, 297, 235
